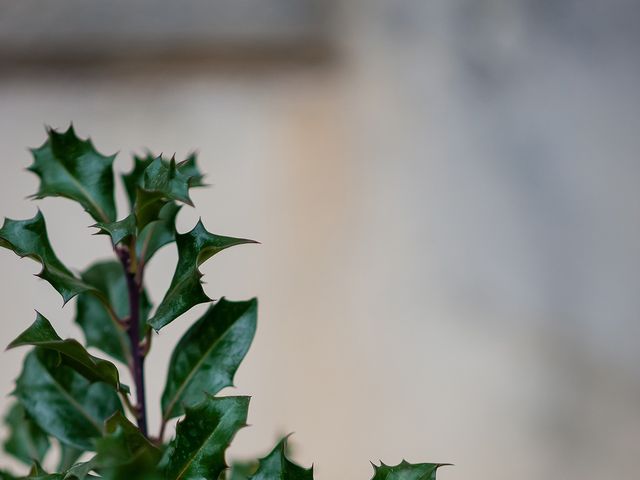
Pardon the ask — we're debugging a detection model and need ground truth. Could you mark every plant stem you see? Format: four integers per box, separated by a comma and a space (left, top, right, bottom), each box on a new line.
117, 245, 148, 437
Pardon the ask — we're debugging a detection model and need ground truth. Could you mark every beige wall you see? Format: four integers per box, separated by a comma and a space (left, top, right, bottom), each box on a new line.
1, 2, 640, 479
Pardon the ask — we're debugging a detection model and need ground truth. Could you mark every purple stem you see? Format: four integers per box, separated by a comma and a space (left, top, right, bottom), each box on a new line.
118, 246, 148, 437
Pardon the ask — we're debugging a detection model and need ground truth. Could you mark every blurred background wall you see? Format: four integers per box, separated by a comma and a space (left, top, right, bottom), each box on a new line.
1, 1, 639, 478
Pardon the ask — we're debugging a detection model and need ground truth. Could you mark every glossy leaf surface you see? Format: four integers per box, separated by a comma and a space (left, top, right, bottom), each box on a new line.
14, 349, 122, 450
91, 412, 161, 478
121, 154, 154, 208
0, 211, 92, 303
76, 261, 151, 363
57, 444, 84, 472
135, 157, 193, 231
93, 215, 136, 246
3, 403, 50, 466
8, 313, 125, 392
149, 221, 257, 331
161, 395, 249, 480
370, 461, 447, 480
226, 461, 258, 480
63, 460, 98, 480
122, 153, 204, 208
136, 203, 181, 264
175, 153, 206, 188
28, 126, 116, 223
249, 438, 313, 480
26, 462, 52, 478
162, 298, 257, 420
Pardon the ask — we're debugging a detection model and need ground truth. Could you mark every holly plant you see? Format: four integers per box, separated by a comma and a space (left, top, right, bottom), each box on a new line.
0, 126, 448, 479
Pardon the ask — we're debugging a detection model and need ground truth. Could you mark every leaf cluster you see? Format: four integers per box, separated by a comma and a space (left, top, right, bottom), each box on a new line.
0, 127, 447, 479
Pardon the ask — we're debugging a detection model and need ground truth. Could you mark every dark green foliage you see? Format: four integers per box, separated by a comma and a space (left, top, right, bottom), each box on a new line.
148, 221, 257, 331
57, 445, 84, 472
160, 395, 249, 480
75, 261, 151, 363
0, 127, 445, 479
136, 202, 181, 264
93, 215, 136, 246
0, 211, 93, 304
8, 313, 126, 392
161, 298, 257, 419
3, 404, 50, 466
370, 461, 449, 480
28, 126, 116, 223
14, 349, 122, 450
249, 438, 313, 480
89, 412, 161, 478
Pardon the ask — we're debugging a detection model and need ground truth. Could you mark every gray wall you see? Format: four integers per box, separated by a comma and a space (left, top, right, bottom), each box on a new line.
0, 1, 639, 479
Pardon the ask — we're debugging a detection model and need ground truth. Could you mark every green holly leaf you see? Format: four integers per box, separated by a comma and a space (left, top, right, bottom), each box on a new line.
76, 261, 152, 363
122, 153, 205, 208
28, 126, 116, 223
149, 221, 257, 331
93, 215, 136, 246
176, 152, 206, 188
135, 157, 194, 231
0, 211, 94, 304
91, 411, 161, 479
249, 437, 314, 480
27, 461, 51, 477
122, 154, 154, 208
58, 444, 84, 472
0, 470, 19, 480
225, 460, 258, 480
63, 460, 97, 480
103, 412, 160, 460
122, 153, 204, 263
136, 203, 181, 265
3, 403, 50, 466
161, 298, 257, 420
8, 313, 126, 392
370, 461, 449, 480
160, 395, 249, 480
14, 349, 122, 450
23, 456, 99, 480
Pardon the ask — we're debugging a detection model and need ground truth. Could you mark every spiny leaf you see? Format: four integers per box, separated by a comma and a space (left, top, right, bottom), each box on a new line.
136, 202, 181, 265
8, 313, 126, 392
14, 349, 122, 450
3, 403, 50, 466
160, 395, 249, 480
148, 221, 257, 331
122, 152, 205, 208
176, 152, 206, 188
122, 153, 154, 208
28, 126, 116, 223
57, 444, 84, 472
27, 461, 50, 477
226, 460, 258, 480
104, 412, 159, 456
135, 157, 193, 231
370, 460, 449, 480
76, 261, 152, 363
27, 458, 102, 479
0, 211, 94, 304
63, 460, 97, 480
249, 437, 314, 480
93, 214, 136, 246
162, 298, 257, 420
91, 411, 161, 478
